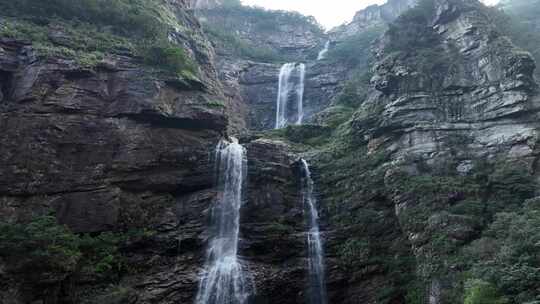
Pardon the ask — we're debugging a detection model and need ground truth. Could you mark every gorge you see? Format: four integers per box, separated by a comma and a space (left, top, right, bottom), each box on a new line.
1, 0, 540, 304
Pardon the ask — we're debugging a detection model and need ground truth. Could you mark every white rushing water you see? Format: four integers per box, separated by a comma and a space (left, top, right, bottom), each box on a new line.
195, 138, 250, 304
275, 63, 306, 129
317, 41, 330, 60
300, 159, 328, 304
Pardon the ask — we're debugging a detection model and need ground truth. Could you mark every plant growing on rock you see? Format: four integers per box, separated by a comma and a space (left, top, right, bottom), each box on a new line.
0, 0, 199, 75
464, 279, 509, 304
465, 199, 540, 303
0, 215, 141, 282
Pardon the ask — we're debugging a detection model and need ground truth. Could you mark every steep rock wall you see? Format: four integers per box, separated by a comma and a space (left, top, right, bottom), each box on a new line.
0, 4, 310, 304
197, 7, 350, 131
329, 0, 417, 42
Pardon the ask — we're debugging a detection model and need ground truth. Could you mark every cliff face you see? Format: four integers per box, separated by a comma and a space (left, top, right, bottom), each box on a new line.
240, 0, 540, 302
2, 0, 540, 303
359, 0, 538, 161
0, 2, 224, 302
329, 0, 417, 42
0, 2, 310, 303
317, 0, 540, 302
196, 7, 353, 131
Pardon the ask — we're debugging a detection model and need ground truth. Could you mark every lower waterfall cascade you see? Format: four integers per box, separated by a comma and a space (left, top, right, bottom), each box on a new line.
300, 159, 328, 304
195, 138, 251, 304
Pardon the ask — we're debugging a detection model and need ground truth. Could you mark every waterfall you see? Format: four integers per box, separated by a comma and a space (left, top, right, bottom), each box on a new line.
275, 63, 306, 129
195, 138, 250, 304
296, 63, 306, 125
317, 41, 330, 60
300, 159, 327, 304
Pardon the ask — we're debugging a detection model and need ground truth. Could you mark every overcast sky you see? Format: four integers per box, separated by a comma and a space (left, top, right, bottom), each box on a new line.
241, 0, 501, 29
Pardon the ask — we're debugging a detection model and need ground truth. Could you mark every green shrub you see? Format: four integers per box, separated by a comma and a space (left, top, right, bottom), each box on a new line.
464, 279, 508, 304
0, 0, 163, 38
78, 232, 124, 274
0, 215, 130, 279
0, 215, 81, 273
487, 162, 536, 212
385, 0, 437, 53
334, 71, 372, 108
489, 0, 540, 78
0, 0, 199, 74
201, 6, 323, 35
328, 26, 384, 68
465, 200, 540, 303
204, 26, 281, 62
337, 238, 370, 269
141, 40, 197, 74
0, 18, 135, 66
406, 282, 427, 304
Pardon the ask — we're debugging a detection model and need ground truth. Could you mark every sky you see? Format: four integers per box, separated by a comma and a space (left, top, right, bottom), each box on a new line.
241, 0, 501, 29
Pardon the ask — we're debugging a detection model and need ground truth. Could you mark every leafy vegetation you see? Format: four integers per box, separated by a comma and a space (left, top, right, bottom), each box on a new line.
0, 0, 163, 38
488, 0, 540, 78
464, 199, 540, 303
0, 18, 134, 67
337, 238, 370, 269
0, 215, 82, 274
204, 25, 281, 62
385, 0, 437, 53
201, 5, 323, 36
464, 279, 509, 304
0, 215, 152, 280
328, 26, 385, 68
198, 4, 323, 62
141, 40, 197, 75
383, 0, 459, 90
0, 0, 197, 75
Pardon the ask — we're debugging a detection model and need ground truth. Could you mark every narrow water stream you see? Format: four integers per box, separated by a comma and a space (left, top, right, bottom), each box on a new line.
300, 159, 328, 304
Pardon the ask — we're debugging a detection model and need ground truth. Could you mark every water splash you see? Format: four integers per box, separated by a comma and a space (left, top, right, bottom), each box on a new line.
275, 63, 306, 129
317, 41, 330, 60
195, 138, 250, 304
300, 159, 328, 304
